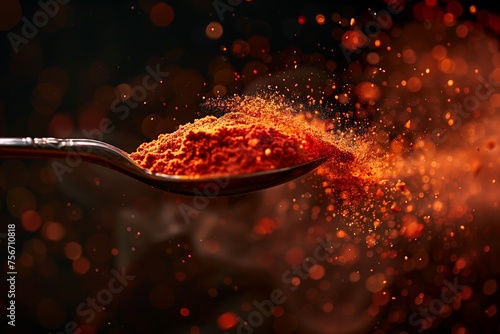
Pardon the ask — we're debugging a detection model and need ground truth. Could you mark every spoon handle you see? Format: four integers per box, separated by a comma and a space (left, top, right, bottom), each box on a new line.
0, 137, 100, 158
0, 137, 142, 174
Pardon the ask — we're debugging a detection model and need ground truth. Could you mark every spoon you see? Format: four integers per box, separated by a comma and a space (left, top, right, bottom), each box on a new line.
0, 137, 327, 196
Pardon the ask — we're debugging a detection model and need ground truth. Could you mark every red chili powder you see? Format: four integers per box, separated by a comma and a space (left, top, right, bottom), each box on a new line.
130, 97, 354, 176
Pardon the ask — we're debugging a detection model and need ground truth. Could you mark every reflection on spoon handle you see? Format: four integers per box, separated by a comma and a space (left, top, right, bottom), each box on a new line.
0, 137, 143, 174
0, 137, 81, 158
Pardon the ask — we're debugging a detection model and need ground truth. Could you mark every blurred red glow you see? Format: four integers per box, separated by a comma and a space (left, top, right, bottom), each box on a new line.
72, 256, 90, 274
206, 21, 223, 40
150, 3, 174, 27
42, 221, 65, 241
231, 39, 250, 58
285, 247, 305, 266
248, 35, 270, 59
49, 113, 74, 138
341, 30, 368, 51
217, 312, 238, 330
21, 210, 42, 232
446, 1, 463, 17
64, 241, 83, 260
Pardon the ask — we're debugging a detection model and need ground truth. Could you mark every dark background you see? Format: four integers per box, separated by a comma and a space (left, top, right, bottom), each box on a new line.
1, 0, 500, 333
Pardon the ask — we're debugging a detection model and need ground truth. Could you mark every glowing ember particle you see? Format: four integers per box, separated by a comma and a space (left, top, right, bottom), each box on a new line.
180, 308, 190, 316
298, 16, 306, 24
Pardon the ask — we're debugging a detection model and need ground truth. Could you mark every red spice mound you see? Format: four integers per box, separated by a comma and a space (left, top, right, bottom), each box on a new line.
130, 97, 354, 177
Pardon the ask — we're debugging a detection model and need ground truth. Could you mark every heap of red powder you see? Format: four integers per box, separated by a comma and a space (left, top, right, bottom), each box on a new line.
129, 96, 354, 177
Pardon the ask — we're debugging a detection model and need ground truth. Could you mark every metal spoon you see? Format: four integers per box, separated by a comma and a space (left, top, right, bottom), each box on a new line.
0, 137, 327, 196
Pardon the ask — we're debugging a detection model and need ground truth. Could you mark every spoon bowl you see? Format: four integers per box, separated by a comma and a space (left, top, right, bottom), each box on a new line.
0, 137, 327, 196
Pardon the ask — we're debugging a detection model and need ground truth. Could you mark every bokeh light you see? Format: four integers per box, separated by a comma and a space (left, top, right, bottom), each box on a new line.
231, 39, 250, 58
217, 312, 238, 330
150, 2, 174, 27
48, 113, 74, 138
42, 221, 65, 241
21, 210, 42, 232
32, 83, 62, 114
205, 21, 223, 40
64, 241, 83, 260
